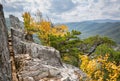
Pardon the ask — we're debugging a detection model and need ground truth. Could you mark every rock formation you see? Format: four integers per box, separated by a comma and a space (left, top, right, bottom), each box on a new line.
16, 54, 86, 81
9, 15, 23, 30
0, 4, 12, 81
0, 4, 87, 81
11, 28, 25, 54
9, 16, 87, 81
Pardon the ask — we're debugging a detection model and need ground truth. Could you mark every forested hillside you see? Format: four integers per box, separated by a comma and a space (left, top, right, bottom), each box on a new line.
65, 20, 120, 44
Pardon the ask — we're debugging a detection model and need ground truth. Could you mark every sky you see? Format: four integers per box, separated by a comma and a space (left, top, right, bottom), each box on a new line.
0, 0, 120, 23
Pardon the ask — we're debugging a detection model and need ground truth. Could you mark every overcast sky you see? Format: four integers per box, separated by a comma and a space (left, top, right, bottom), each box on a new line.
0, 0, 120, 23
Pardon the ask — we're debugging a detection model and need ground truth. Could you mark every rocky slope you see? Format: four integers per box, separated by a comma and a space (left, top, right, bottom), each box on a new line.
10, 21, 87, 81
0, 4, 87, 81
16, 54, 86, 81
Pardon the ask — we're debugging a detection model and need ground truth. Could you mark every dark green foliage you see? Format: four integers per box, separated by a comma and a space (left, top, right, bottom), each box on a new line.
81, 35, 120, 64
49, 30, 82, 66
94, 44, 120, 65
49, 30, 120, 66
81, 35, 116, 55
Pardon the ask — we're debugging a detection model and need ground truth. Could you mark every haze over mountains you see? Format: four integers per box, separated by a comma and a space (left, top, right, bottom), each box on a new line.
65, 19, 120, 44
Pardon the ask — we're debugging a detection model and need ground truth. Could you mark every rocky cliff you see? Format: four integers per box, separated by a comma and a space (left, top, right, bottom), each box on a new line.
0, 4, 87, 81
0, 4, 12, 81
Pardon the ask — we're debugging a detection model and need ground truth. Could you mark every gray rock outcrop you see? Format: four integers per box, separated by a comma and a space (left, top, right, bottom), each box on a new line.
16, 54, 87, 81
9, 15, 23, 30
8, 11, 87, 81
11, 27, 63, 67
11, 27, 25, 54
0, 4, 12, 81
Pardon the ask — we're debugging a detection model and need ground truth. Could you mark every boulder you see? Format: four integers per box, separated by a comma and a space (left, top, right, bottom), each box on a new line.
16, 54, 87, 81
14, 41, 63, 67
24, 42, 62, 67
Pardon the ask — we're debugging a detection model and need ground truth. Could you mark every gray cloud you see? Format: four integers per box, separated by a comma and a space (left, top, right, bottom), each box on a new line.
0, 0, 120, 22
93, 0, 99, 3
4, 5, 23, 12
102, 11, 120, 18
49, 0, 76, 13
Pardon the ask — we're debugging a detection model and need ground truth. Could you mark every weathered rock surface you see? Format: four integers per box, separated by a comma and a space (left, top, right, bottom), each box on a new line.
11, 27, 62, 67
9, 15, 25, 54
16, 54, 87, 81
11, 28, 25, 54
24, 42, 62, 67
0, 4, 12, 81
9, 15, 24, 30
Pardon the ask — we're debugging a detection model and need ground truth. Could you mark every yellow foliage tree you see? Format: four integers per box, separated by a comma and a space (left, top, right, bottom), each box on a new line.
37, 20, 68, 45
37, 20, 51, 45
79, 54, 120, 81
22, 12, 34, 34
22, 12, 68, 45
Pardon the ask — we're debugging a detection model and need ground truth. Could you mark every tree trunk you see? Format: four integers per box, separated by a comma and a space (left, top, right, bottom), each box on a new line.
87, 42, 103, 56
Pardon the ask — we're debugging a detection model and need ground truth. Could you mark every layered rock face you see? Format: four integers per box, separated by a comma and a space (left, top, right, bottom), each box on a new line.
9, 15, 25, 55
11, 28, 25, 54
0, 4, 12, 81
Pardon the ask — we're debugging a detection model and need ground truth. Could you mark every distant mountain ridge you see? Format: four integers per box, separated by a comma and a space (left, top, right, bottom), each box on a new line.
64, 19, 120, 44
